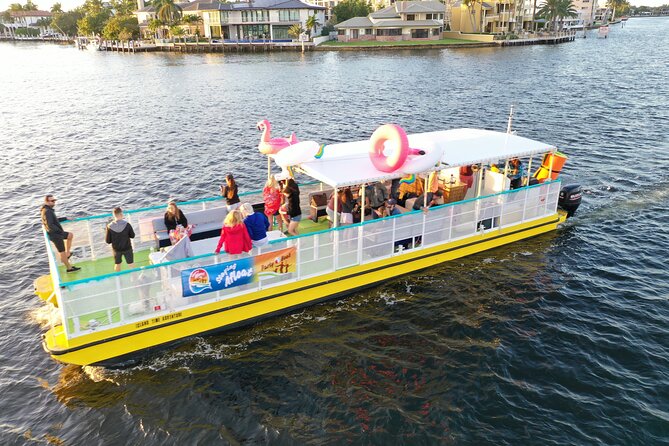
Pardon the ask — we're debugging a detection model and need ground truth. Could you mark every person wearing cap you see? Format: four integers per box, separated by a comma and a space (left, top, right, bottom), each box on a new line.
240, 203, 270, 247
386, 198, 402, 216
40, 195, 80, 272
220, 173, 241, 211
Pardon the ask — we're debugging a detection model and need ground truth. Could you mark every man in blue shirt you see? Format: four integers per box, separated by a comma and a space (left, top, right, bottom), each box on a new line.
386, 198, 402, 216
241, 203, 270, 247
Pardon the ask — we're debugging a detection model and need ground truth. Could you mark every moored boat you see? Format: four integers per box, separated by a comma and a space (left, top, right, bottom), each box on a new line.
35, 121, 581, 367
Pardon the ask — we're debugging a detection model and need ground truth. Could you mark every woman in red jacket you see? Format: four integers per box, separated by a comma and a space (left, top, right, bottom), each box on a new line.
214, 210, 252, 257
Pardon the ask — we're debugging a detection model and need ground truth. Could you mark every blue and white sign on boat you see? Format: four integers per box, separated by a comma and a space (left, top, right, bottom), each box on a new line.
182, 257, 255, 298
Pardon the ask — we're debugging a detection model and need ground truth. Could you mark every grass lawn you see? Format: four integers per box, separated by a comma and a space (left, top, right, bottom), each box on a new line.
320, 38, 480, 47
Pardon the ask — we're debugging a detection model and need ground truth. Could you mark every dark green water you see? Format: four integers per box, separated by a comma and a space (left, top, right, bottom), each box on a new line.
1, 17, 668, 445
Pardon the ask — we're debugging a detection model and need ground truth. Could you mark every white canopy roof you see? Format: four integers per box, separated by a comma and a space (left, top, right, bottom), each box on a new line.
296, 128, 556, 188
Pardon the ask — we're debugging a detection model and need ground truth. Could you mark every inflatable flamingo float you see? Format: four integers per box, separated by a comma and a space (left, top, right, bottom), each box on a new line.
257, 119, 299, 155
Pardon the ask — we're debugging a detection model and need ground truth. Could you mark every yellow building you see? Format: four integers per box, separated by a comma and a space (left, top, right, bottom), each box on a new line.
449, 0, 533, 34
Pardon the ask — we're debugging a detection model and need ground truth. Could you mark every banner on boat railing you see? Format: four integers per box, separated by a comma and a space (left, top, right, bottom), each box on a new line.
181, 247, 297, 298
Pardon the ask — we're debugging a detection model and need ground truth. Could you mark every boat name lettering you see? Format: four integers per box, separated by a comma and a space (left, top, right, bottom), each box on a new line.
134, 312, 183, 329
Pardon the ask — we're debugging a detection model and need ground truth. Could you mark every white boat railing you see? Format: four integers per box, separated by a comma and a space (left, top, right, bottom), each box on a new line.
50, 180, 561, 340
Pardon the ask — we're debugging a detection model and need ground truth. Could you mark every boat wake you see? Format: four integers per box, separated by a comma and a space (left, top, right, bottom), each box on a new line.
577, 180, 669, 223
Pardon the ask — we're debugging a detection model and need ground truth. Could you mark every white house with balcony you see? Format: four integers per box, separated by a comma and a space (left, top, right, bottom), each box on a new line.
335, 1, 445, 43
135, 0, 325, 41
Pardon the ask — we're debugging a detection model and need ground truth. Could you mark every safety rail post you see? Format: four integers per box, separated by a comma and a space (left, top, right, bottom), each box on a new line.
391, 217, 397, 256
86, 220, 96, 260
357, 224, 364, 265
333, 230, 339, 270
521, 188, 529, 222
115, 276, 125, 325
296, 237, 302, 280
421, 211, 426, 248
448, 204, 455, 241
498, 194, 505, 230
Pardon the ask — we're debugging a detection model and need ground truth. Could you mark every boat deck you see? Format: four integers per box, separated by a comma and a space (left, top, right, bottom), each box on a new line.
56, 216, 331, 282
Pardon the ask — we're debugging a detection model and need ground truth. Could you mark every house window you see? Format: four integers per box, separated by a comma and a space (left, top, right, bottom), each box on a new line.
278, 9, 300, 21
338, 29, 345, 35
376, 28, 402, 36
242, 10, 269, 22
221, 12, 229, 23
411, 29, 428, 38
273, 25, 291, 39
365, 28, 373, 34
240, 24, 270, 38
406, 14, 415, 21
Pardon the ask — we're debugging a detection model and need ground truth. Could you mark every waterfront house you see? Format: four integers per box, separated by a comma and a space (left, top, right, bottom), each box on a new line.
449, 0, 532, 34
1, 10, 53, 36
335, 1, 445, 42
135, 0, 325, 41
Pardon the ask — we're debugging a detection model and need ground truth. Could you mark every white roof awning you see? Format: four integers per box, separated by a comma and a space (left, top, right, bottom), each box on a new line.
293, 128, 556, 188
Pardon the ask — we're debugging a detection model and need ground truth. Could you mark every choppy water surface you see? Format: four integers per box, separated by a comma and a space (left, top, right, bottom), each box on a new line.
1, 18, 668, 445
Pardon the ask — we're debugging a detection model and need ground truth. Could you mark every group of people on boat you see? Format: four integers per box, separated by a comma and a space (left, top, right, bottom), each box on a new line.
40, 156, 531, 272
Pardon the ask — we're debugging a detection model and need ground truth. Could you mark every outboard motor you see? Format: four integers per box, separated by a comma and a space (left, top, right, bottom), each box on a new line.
558, 184, 582, 218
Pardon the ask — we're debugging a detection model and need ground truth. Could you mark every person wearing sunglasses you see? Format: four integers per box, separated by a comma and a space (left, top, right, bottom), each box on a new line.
40, 195, 80, 272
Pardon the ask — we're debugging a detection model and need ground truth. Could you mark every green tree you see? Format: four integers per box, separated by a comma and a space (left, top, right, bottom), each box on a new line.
154, 0, 182, 24
331, 0, 371, 24
102, 14, 139, 39
169, 23, 185, 41
147, 17, 164, 38
9, 3, 24, 11
51, 9, 83, 36
111, 0, 137, 17
606, 0, 626, 21
23, 0, 38, 10
77, 9, 111, 35
51, 2, 62, 13
288, 23, 304, 39
305, 13, 320, 36
182, 14, 202, 35
35, 17, 51, 27
537, 0, 576, 32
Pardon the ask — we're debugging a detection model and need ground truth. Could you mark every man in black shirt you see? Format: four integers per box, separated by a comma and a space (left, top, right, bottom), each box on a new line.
105, 207, 136, 272
40, 195, 80, 272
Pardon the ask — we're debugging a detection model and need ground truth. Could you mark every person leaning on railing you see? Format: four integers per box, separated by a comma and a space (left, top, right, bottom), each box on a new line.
40, 194, 80, 272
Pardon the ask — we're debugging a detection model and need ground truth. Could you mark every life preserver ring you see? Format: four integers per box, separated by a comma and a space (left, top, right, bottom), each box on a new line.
369, 124, 410, 173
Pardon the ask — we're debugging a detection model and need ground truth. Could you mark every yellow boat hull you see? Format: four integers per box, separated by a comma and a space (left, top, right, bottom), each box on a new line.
43, 212, 566, 366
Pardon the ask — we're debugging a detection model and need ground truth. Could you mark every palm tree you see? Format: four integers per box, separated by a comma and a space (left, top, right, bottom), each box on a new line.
170, 24, 186, 42
154, 0, 182, 24
51, 3, 62, 13
305, 13, 320, 37
288, 23, 304, 40
537, 0, 576, 32
556, 0, 577, 30
182, 14, 202, 36
147, 17, 164, 39
461, 0, 479, 32
606, 0, 624, 21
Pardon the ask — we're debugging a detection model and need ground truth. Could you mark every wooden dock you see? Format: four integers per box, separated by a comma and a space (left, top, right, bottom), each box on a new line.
498, 32, 576, 46
99, 40, 158, 53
